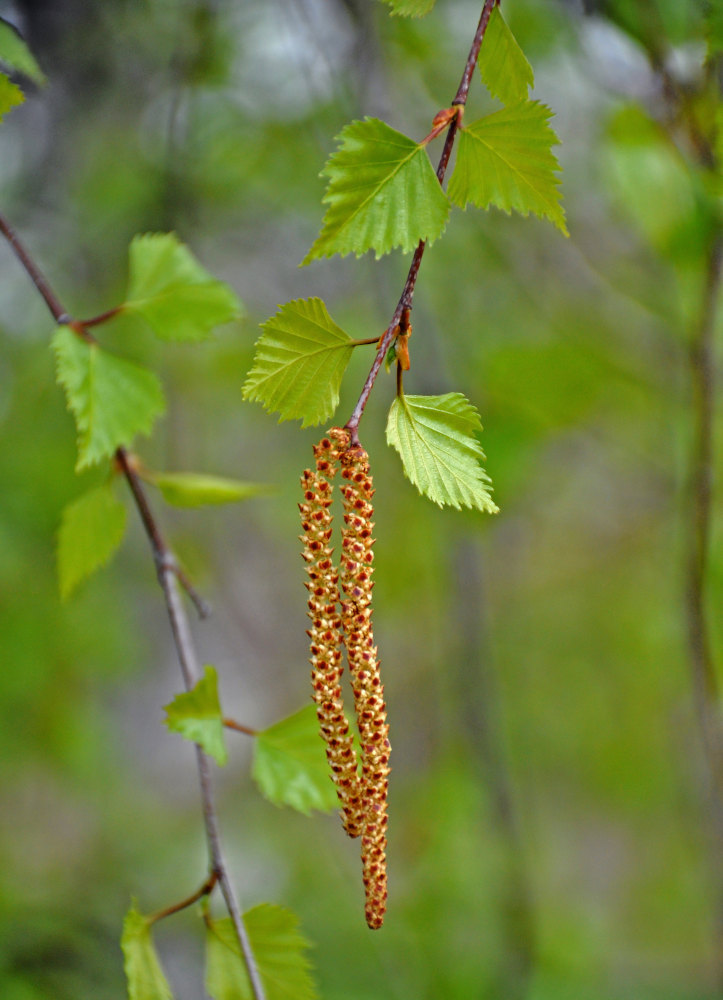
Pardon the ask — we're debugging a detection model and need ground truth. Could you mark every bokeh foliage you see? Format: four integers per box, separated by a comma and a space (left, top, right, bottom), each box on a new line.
0, 0, 721, 998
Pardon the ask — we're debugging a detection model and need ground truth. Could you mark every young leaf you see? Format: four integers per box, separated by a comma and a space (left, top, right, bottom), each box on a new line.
379, 0, 437, 16
149, 472, 270, 508
0, 19, 46, 84
205, 905, 318, 1000
123, 233, 242, 342
252, 704, 339, 815
164, 665, 227, 766
242, 298, 353, 427
57, 483, 127, 600
386, 391, 498, 512
121, 905, 174, 1000
52, 326, 165, 471
0, 72, 23, 120
448, 101, 567, 235
479, 6, 534, 105
303, 117, 450, 263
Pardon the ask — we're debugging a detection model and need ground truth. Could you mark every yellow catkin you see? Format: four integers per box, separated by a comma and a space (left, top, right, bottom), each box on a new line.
338, 444, 390, 930
300, 432, 364, 838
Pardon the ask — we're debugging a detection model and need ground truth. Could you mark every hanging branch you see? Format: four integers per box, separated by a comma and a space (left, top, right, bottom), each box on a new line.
0, 211, 267, 1000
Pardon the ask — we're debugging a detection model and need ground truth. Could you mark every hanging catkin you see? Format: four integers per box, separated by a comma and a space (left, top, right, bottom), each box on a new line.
300, 431, 364, 838
338, 443, 390, 930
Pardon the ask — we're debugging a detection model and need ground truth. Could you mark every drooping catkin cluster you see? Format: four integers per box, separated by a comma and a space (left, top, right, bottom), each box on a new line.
299, 428, 390, 930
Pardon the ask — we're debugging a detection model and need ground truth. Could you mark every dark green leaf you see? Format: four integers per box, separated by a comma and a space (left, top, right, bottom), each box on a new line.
121, 905, 174, 1000
386, 391, 498, 512
123, 233, 242, 342
150, 471, 270, 508
303, 117, 449, 263
242, 298, 353, 427
252, 704, 338, 815
164, 665, 227, 766
52, 326, 165, 471
57, 483, 127, 600
479, 6, 534, 105
205, 905, 318, 1000
448, 101, 567, 235
0, 19, 45, 84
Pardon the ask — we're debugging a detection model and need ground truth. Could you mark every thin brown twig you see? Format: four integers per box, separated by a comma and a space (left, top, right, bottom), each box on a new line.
345, 0, 497, 441
148, 871, 219, 925
0, 212, 266, 1000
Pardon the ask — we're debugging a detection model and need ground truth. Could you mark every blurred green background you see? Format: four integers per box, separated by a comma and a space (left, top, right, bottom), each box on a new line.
0, 0, 721, 997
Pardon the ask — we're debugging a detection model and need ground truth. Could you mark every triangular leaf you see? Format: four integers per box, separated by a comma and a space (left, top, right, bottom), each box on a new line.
0, 72, 23, 120
149, 471, 270, 508
164, 665, 227, 766
0, 19, 45, 84
57, 483, 127, 600
252, 704, 339, 815
242, 298, 353, 427
479, 6, 534, 105
205, 905, 318, 1000
303, 117, 450, 263
386, 392, 498, 512
448, 101, 567, 235
379, 0, 437, 16
52, 326, 165, 471
121, 905, 174, 1000
123, 233, 242, 342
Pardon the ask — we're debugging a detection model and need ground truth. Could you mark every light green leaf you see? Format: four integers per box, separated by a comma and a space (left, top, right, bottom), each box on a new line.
379, 0, 437, 16
0, 20, 45, 84
448, 101, 567, 235
252, 704, 339, 815
52, 326, 165, 471
205, 905, 318, 1000
0, 72, 23, 120
149, 472, 270, 508
479, 6, 534, 105
121, 905, 174, 1000
386, 392, 498, 512
242, 298, 353, 427
303, 117, 450, 263
57, 483, 127, 600
164, 665, 227, 766
123, 233, 242, 342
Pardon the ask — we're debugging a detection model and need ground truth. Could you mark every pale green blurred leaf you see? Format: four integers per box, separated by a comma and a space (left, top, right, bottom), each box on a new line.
449, 101, 567, 235
253, 704, 339, 815
0, 20, 45, 84
52, 326, 165, 470
386, 392, 498, 512
150, 471, 269, 507
57, 483, 127, 600
379, 0, 437, 16
123, 233, 242, 342
0, 71, 23, 119
121, 905, 174, 1000
205, 905, 318, 1000
164, 665, 227, 765
479, 6, 534, 105
243, 298, 353, 427
303, 117, 449, 262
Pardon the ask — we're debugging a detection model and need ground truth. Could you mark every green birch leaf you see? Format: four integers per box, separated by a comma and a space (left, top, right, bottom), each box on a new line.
205, 905, 318, 1000
479, 6, 534, 105
303, 117, 450, 263
386, 392, 498, 512
123, 233, 242, 342
149, 472, 270, 508
242, 298, 353, 427
164, 665, 227, 766
448, 101, 567, 235
57, 483, 127, 600
252, 704, 339, 815
121, 905, 174, 1000
379, 0, 437, 16
0, 72, 23, 120
0, 19, 45, 84
52, 326, 165, 471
